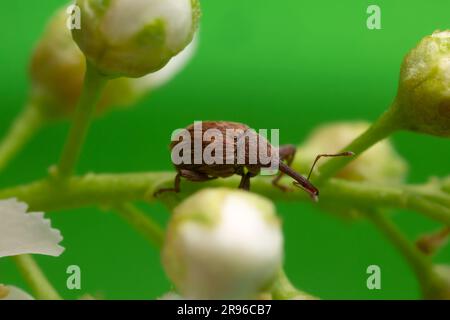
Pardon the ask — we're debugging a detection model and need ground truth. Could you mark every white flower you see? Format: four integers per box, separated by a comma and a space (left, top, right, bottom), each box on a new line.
0, 199, 64, 258
73, 0, 200, 77
0, 199, 64, 300
163, 188, 283, 300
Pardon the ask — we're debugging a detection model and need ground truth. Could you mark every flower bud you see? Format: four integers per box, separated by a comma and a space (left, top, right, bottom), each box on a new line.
129, 35, 198, 95
162, 188, 283, 299
0, 286, 34, 300
395, 30, 450, 137
72, 0, 200, 77
29, 9, 85, 117
30, 7, 198, 118
430, 265, 450, 299
293, 122, 408, 183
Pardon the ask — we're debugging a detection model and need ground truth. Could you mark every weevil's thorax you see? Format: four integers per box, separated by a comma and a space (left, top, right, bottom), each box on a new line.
170, 121, 275, 176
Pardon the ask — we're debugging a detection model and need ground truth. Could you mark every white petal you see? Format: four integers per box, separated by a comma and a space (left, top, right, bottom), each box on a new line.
0, 199, 64, 258
0, 285, 34, 300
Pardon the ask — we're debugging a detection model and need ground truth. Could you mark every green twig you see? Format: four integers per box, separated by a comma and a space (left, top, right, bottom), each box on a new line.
115, 203, 165, 249
0, 173, 449, 225
271, 270, 317, 300
367, 210, 448, 299
12, 254, 61, 300
0, 104, 46, 174
56, 61, 107, 178
321, 179, 450, 226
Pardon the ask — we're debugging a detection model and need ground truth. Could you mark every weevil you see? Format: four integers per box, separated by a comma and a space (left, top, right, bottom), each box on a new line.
154, 121, 354, 201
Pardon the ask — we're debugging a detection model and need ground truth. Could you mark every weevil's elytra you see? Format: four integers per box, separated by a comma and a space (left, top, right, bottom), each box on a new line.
155, 121, 354, 201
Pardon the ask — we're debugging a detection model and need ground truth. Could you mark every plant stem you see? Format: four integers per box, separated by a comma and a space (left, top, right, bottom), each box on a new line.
12, 255, 61, 300
0, 103, 45, 173
271, 269, 317, 300
368, 211, 431, 286
115, 203, 165, 249
0, 173, 449, 225
321, 179, 450, 226
56, 61, 107, 178
367, 210, 447, 299
313, 105, 402, 185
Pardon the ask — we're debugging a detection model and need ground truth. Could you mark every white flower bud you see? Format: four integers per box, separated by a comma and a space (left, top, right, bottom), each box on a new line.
293, 122, 408, 183
30, 7, 198, 118
73, 0, 200, 77
130, 35, 198, 94
30, 8, 86, 117
162, 188, 283, 300
396, 30, 450, 137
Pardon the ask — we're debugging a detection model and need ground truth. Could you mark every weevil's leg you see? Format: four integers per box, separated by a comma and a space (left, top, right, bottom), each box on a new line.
238, 172, 256, 191
179, 169, 217, 182
154, 169, 218, 196
272, 144, 296, 191
153, 172, 182, 196
238, 173, 250, 190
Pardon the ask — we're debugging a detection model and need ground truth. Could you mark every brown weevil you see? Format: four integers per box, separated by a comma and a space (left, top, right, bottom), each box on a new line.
155, 121, 354, 201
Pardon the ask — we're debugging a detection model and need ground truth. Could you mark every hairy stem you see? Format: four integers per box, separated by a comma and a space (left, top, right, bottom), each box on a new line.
313, 104, 402, 185
12, 255, 61, 300
115, 203, 165, 249
0, 104, 45, 174
271, 270, 317, 300
0, 172, 449, 226
367, 210, 438, 297
368, 210, 450, 299
56, 61, 107, 178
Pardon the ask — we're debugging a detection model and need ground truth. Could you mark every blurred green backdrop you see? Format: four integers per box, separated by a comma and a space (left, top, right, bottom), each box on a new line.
0, 0, 449, 299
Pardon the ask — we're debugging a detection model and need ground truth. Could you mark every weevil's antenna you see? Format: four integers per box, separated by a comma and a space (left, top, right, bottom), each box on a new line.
307, 151, 355, 180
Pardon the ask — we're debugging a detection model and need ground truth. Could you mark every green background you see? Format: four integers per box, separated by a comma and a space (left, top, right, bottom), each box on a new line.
0, 0, 449, 299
